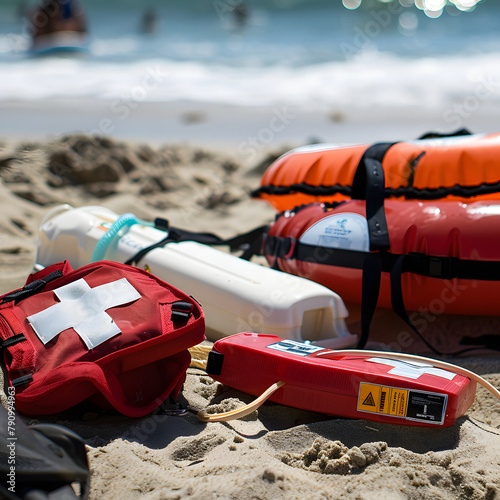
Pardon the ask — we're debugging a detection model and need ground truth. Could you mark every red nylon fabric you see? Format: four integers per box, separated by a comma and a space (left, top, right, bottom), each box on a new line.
0, 260, 205, 417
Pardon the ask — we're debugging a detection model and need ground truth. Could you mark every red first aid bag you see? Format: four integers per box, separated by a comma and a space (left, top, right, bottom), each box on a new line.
0, 260, 205, 417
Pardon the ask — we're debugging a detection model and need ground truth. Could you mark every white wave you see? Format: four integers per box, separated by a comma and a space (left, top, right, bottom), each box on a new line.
1, 50, 499, 113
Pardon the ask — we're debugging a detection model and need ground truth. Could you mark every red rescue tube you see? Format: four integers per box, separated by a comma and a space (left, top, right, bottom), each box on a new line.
206, 333, 476, 427
264, 200, 500, 316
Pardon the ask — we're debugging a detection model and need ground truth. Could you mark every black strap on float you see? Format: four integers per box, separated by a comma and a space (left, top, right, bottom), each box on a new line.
390, 254, 500, 354
350, 142, 396, 349
264, 236, 367, 270
254, 169, 500, 201
263, 142, 397, 351
268, 235, 500, 282
417, 128, 471, 140
390, 255, 445, 356
268, 242, 500, 354
351, 142, 395, 252
269, 233, 500, 353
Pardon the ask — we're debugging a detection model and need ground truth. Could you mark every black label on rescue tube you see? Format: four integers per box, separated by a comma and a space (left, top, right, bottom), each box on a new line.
266, 340, 326, 357
406, 391, 447, 425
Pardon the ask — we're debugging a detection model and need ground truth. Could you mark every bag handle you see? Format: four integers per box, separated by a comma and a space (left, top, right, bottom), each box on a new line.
26, 260, 73, 284
0, 261, 72, 305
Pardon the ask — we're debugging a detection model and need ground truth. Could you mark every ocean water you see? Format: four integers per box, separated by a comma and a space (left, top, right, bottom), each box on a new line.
0, 1, 499, 127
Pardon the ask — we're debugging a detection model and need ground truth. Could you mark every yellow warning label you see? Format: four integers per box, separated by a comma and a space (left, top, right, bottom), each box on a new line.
379, 387, 389, 414
358, 384, 381, 412
388, 388, 407, 417
358, 383, 409, 418
362, 391, 376, 407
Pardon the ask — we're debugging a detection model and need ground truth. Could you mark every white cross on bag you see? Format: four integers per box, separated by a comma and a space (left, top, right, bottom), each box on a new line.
27, 278, 141, 349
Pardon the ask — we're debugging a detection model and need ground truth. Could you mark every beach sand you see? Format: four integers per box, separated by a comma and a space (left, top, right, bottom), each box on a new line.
0, 132, 499, 500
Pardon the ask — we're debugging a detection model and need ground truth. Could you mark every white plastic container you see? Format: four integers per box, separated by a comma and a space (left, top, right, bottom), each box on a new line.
35, 205, 356, 348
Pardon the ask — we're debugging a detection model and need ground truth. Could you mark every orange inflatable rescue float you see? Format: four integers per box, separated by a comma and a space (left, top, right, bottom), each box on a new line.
252, 130, 500, 212
254, 131, 500, 354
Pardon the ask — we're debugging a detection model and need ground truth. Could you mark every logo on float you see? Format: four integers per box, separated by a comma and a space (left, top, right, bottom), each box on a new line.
326, 218, 351, 237
299, 212, 370, 252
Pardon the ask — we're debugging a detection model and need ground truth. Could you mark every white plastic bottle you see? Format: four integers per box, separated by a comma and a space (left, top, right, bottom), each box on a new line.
35, 204, 357, 348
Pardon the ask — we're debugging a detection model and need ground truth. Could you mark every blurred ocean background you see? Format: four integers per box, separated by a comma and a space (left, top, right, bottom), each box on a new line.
0, 0, 498, 146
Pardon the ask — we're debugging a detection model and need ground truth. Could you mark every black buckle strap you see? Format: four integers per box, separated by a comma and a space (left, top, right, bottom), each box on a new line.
402, 253, 500, 282
1, 270, 63, 304
351, 142, 396, 348
351, 142, 397, 252
125, 235, 173, 266
263, 235, 295, 260
126, 222, 269, 266
171, 301, 193, 322
12, 374, 33, 387
357, 253, 384, 349
0, 333, 26, 350
403, 253, 457, 280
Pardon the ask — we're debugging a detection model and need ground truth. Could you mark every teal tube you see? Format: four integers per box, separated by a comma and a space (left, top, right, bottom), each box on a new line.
91, 213, 154, 263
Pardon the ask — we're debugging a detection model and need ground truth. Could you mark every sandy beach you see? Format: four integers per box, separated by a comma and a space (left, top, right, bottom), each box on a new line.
0, 130, 499, 500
